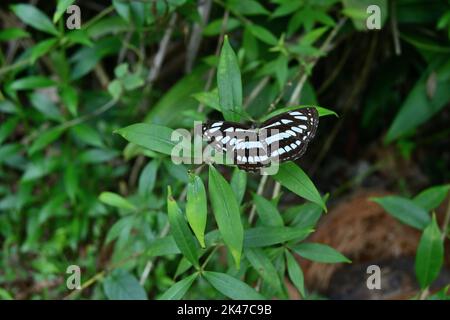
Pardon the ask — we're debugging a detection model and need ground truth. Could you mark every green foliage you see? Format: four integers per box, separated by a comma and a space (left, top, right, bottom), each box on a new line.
103, 269, 147, 300
415, 216, 444, 289
208, 165, 244, 268
374, 190, 449, 296
371, 196, 431, 230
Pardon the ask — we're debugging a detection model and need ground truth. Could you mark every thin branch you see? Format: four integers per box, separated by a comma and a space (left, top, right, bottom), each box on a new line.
244, 76, 270, 108
197, 10, 229, 113
390, 0, 402, 56
185, 0, 212, 73
147, 14, 178, 84
248, 174, 268, 224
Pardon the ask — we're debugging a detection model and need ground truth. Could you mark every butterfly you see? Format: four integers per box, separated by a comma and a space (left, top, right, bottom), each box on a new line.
202, 107, 319, 171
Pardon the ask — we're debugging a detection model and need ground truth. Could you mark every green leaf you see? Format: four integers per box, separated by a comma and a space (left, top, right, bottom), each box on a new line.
371, 196, 431, 230
247, 24, 278, 46
203, 271, 265, 300
60, 85, 78, 116
285, 250, 305, 297
415, 216, 444, 289
30, 38, 58, 63
230, 168, 247, 204
29, 127, 65, 155
122, 73, 144, 91
0, 100, 21, 115
246, 248, 283, 293
65, 29, 93, 47
253, 194, 284, 227
203, 18, 241, 36
192, 90, 221, 111
186, 174, 207, 248
227, 0, 269, 16
0, 288, 13, 300
21, 157, 57, 182
293, 243, 351, 263
103, 269, 147, 300
11, 4, 59, 35
79, 148, 118, 164
260, 105, 337, 122
272, 1, 303, 18
145, 236, 180, 258
70, 124, 104, 148
64, 163, 78, 202
244, 226, 312, 247
10, 76, 56, 90
274, 162, 326, 211
99, 191, 136, 211
413, 185, 450, 212
288, 202, 324, 229
0, 28, 30, 41
0, 117, 19, 145
217, 35, 243, 122
158, 273, 198, 300
138, 161, 159, 197
167, 187, 199, 268
114, 63, 129, 78
29, 91, 64, 122
53, 0, 75, 23
105, 215, 134, 244
115, 123, 183, 156
385, 66, 450, 142
108, 79, 123, 101
208, 166, 244, 268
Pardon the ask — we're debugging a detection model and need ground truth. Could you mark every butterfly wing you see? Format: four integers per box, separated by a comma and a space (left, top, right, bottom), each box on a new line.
202, 121, 251, 153
259, 107, 319, 163
202, 107, 319, 171
202, 121, 268, 171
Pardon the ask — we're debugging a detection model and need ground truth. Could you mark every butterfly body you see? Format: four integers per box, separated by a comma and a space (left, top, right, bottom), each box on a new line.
202, 107, 319, 171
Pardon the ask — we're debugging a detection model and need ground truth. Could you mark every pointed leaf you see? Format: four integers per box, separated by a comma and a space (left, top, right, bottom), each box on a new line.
11, 4, 59, 35
285, 250, 305, 297
158, 273, 198, 300
372, 196, 431, 230
415, 216, 444, 289
186, 174, 207, 248
217, 35, 242, 122
274, 162, 326, 211
413, 185, 450, 212
99, 192, 136, 211
203, 271, 265, 300
208, 166, 243, 268
293, 242, 351, 263
167, 187, 199, 268
253, 194, 284, 227
246, 248, 283, 293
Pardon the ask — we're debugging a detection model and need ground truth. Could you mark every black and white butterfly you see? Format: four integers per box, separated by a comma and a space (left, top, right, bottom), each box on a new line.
202, 107, 319, 171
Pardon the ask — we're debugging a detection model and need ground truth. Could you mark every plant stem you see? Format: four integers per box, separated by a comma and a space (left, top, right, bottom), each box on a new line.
248, 174, 268, 224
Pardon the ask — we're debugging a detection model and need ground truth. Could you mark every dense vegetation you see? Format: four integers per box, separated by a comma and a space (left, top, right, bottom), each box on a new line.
0, 0, 449, 300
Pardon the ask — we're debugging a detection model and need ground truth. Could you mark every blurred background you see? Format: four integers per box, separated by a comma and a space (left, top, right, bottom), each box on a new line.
0, 0, 449, 300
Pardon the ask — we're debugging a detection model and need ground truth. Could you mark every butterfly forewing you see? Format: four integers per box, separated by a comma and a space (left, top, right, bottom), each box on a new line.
260, 108, 319, 163
202, 107, 319, 171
